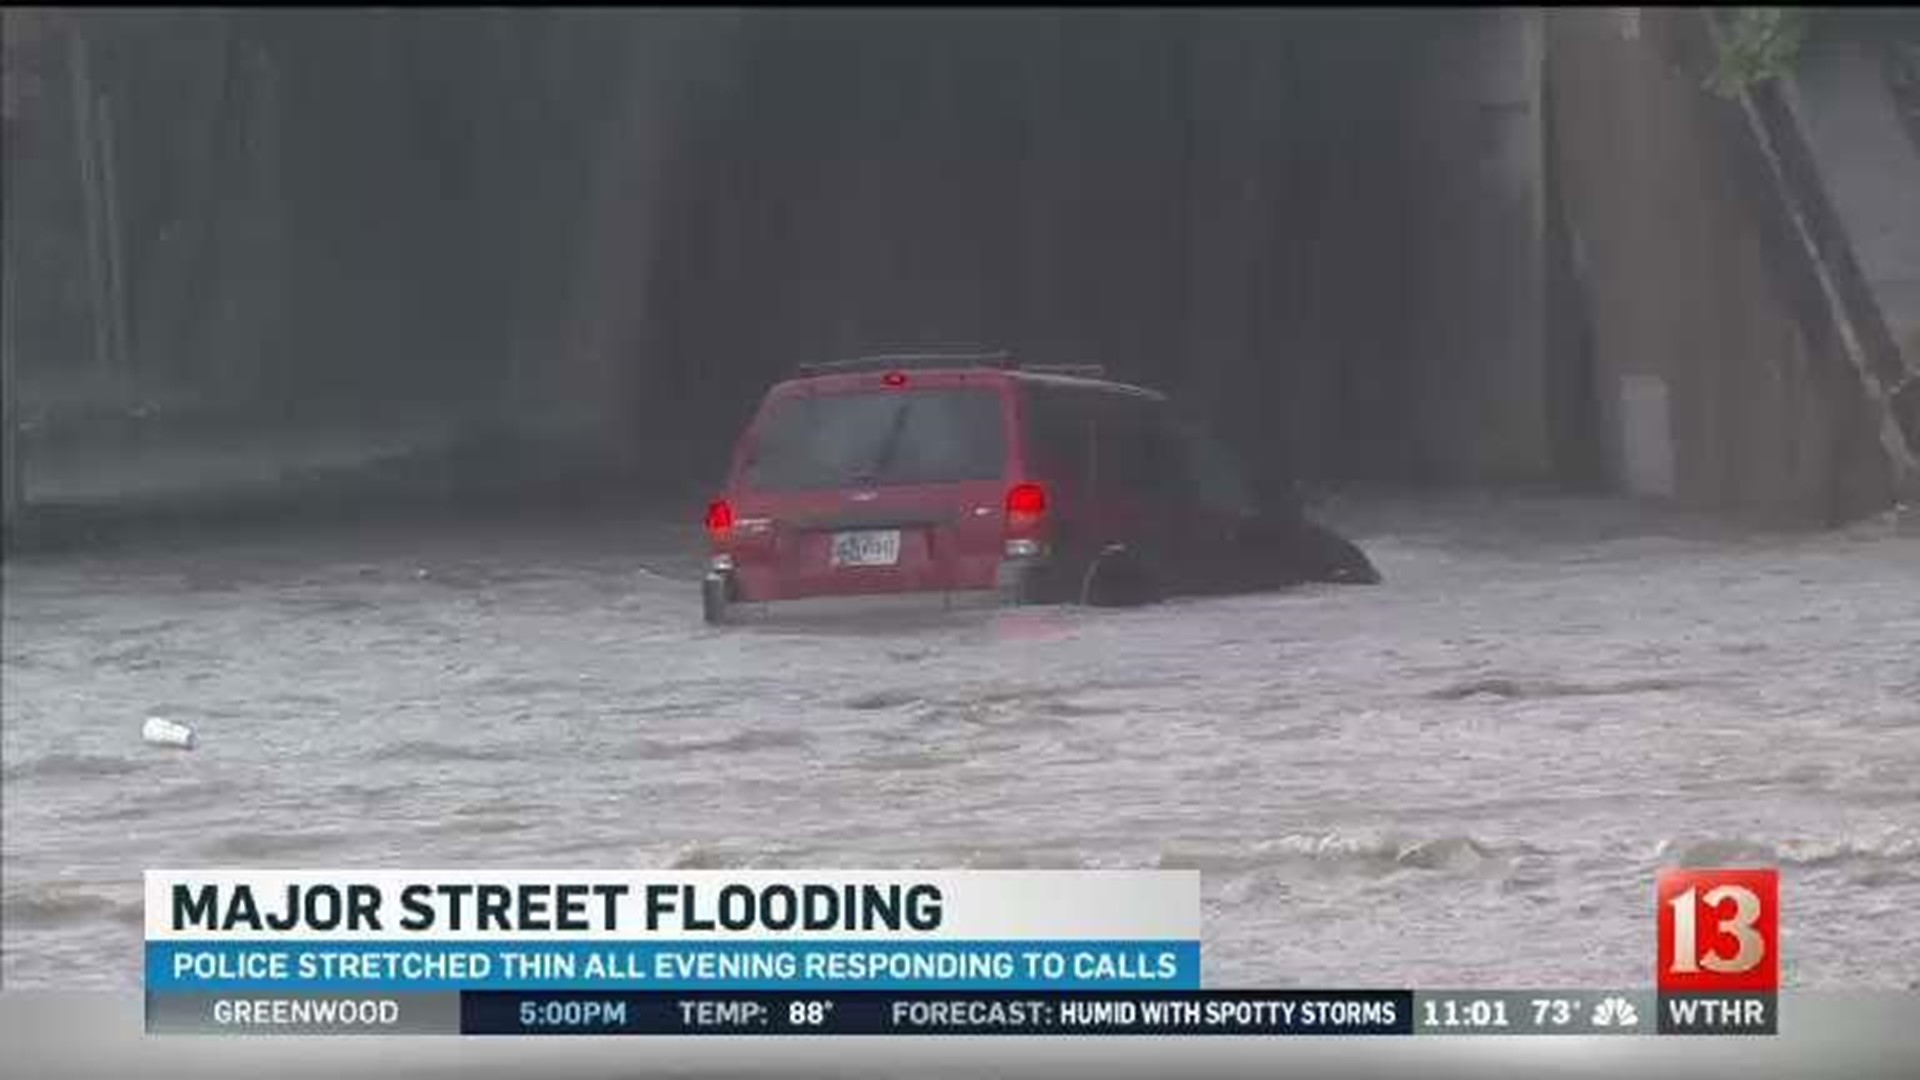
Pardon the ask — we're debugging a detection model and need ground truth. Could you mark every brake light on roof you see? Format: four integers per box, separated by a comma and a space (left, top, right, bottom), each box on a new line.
705, 499, 734, 541
881, 371, 909, 388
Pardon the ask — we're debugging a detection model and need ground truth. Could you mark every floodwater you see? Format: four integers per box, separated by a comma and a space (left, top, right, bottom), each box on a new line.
3, 494, 1918, 990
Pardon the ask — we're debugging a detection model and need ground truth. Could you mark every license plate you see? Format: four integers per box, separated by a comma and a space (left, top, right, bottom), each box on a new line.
830, 530, 901, 567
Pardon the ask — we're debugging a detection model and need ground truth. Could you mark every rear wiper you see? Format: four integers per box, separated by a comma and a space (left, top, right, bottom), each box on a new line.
850, 398, 915, 485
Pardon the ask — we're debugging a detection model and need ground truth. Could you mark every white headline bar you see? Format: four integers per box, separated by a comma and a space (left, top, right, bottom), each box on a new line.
146, 869, 1200, 942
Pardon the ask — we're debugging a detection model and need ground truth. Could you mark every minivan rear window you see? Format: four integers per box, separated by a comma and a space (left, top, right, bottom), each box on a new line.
742, 388, 1008, 491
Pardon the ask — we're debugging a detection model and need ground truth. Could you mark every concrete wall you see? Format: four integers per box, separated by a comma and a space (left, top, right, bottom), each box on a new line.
642, 11, 1438, 491
1545, 7, 1892, 524
1402, 9, 1555, 485
14, 9, 1907, 538
1786, 38, 1920, 369
1779, 34, 1920, 482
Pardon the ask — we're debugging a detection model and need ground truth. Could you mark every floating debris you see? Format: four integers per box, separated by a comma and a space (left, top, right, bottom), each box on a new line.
141, 716, 196, 750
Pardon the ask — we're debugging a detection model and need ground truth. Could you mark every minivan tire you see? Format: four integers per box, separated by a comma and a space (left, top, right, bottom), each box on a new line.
1080, 547, 1162, 608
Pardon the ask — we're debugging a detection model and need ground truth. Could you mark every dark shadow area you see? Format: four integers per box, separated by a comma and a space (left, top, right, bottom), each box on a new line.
2, 10, 1601, 553
646, 11, 1441, 496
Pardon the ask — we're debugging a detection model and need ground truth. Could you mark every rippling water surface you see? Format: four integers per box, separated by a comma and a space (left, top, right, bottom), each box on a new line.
4, 494, 1918, 989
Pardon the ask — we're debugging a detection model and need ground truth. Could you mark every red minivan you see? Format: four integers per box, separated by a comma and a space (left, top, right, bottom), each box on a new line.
700, 349, 1378, 623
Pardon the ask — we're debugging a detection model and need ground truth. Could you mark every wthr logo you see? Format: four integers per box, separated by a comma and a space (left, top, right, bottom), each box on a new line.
1656, 868, 1779, 994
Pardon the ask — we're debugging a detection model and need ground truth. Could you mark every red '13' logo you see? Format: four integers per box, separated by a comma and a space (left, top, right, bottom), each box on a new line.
1657, 868, 1779, 993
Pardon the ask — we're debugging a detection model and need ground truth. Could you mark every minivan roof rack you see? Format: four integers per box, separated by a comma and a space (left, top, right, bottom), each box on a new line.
1019, 363, 1107, 377
797, 348, 1013, 375
792, 350, 1107, 379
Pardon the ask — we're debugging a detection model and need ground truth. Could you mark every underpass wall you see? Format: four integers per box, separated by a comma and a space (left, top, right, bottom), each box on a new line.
643, 11, 1439, 496
1, 12, 750, 537
1773, 22, 1920, 503
1545, 8, 1894, 524
1400, 9, 1554, 486
5, 11, 1560, 539
15, 9, 1904, 545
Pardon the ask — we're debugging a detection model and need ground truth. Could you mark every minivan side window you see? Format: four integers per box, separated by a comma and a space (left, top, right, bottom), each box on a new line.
1166, 417, 1257, 517
1091, 393, 1175, 503
1022, 386, 1094, 496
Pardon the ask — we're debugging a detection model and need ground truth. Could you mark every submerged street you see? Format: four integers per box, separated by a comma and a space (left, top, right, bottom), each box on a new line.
4, 494, 1917, 990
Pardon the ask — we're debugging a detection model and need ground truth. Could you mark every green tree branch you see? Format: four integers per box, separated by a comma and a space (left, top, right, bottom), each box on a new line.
1708, 8, 1811, 98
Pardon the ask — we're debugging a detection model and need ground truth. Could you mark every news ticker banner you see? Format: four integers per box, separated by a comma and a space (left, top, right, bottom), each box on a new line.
143, 988, 1775, 1037
144, 867, 1780, 1037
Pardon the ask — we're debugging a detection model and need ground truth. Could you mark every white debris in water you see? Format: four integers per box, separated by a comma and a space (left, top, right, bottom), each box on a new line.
140, 716, 195, 750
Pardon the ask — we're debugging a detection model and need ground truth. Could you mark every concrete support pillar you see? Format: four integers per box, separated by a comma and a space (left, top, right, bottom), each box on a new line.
1402, 8, 1552, 484
546, 12, 746, 471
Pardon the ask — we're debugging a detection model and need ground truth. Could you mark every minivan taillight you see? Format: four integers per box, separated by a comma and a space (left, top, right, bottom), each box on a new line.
705, 499, 734, 542
1005, 483, 1047, 533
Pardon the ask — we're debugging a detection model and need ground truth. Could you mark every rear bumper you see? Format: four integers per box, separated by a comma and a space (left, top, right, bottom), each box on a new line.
724, 555, 1048, 604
